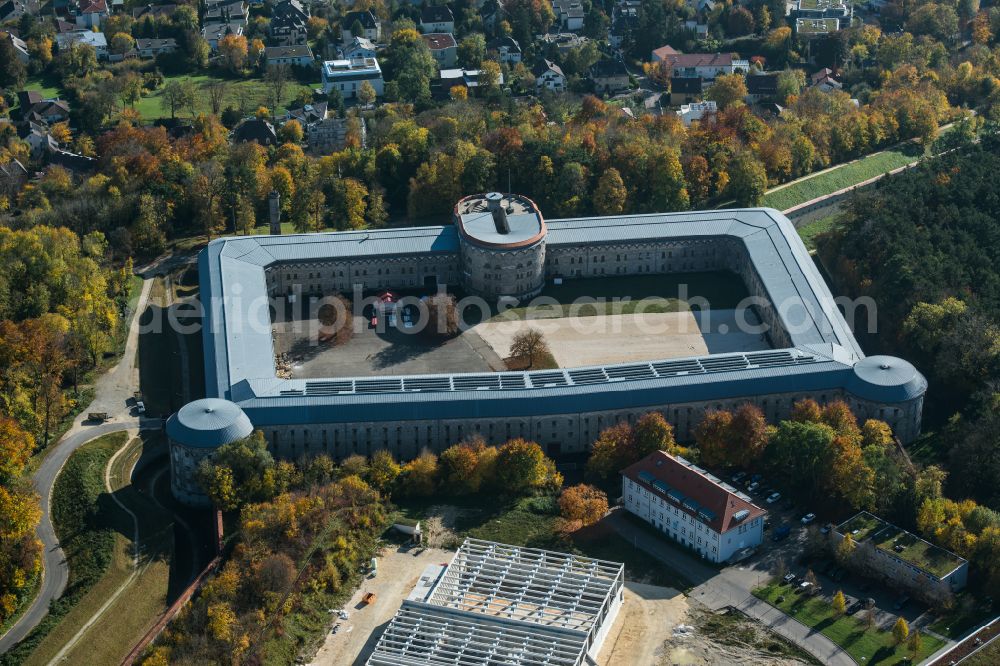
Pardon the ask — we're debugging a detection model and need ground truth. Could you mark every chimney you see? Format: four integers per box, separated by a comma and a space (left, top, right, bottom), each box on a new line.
268, 190, 281, 234
486, 191, 509, 235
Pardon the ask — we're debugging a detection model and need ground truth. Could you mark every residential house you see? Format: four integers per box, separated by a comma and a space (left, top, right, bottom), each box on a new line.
233, 118, 278, 146
56, 30, 109, 59
486, 36, 521, 64
286, 101, 327, 126
202, 22, 243, 51
795, 17, 839, 39
745, 72, 779, 102
4, 31, 29, 64
669, 76, 702, 105
24, 99, 71, 125
651, 44, 679, 62
622, 451, 767, 564
834, 512, 968, 601
17, 122, 59, 157
341, 10, 380, 43
481, 0, 504, 31
419, 6, 454, 34
265, 44, 314, 68
131, 4, 178, 20
793, 0, 850, 28
610, 9, 638, 49
54, 19, 81, 34
590, 58, 629, 94
552, 0, 584, 31
16, 91, 44, 113
203, 0, 249, 27
532, 59, 566, 91
676, 100, 716, 126
75, 0, 110, 28
342, 36, 376, 61
422, 33, 457, 68
0, 0, 32, 23
683, 20, 709, 41
135, 37, 177, 58
810, 67, 842, 91
655, 52, 748, 81
320, 57, 384, 98
538, 32, 588, 55
438, 67, 504, 91
270, 0, 309, 46
306, 116, 365, 153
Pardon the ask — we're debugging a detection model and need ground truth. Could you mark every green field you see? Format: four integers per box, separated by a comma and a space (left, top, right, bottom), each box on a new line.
754, 583, 945, 665
797, 212, 845, 250
764, 143, 925, 212
133, 73, 320, 121
22, 75, 62, 100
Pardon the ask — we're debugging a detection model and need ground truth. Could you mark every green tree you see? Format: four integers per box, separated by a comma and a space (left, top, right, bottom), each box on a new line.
495, 439, 559, 494
162, 79, 195, 120
707, 73, 748, 110
367, 449, 401, 494
195, 432, 279, 510
726, 153, 768, 206
908, 629, 922, 658
764, 421, 836, 498
386, 28, 437, 102
458, 33, 486, 68
633, 412, 676, 458
0, 37, 28, 88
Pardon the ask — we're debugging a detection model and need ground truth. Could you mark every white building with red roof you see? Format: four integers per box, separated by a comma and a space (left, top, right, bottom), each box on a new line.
75, 0, 110, 28
621, 451, 766, 563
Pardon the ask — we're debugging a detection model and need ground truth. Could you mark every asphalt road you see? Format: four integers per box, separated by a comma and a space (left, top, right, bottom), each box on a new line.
0, 277, 154, 654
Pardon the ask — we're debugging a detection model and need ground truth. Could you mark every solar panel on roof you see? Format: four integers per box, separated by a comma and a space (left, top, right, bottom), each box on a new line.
528, 371, 567, 387
606, 364, 656, 380
569, 368, 608, 384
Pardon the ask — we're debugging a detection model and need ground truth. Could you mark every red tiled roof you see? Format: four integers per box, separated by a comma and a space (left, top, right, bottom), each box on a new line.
651, 45, 679, 60
80, 0, 108, 13
621, 451, 766, 534
421, 32, 456, 51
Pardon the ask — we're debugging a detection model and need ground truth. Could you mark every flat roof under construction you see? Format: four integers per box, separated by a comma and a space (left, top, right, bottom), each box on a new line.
367, 538, 625, 666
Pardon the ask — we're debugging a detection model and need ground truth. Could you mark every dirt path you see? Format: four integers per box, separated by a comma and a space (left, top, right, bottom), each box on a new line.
598, 582, 689, 666
309, 546, 453, 666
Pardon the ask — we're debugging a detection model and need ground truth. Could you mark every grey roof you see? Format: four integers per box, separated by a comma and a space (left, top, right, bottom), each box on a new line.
848, 355, 927, 403
459, 211, 541, 245
166, 398, 253, 449
198, 208, 923, 428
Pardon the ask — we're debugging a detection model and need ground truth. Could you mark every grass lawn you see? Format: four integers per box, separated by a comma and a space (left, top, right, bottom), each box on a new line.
754, 583, 945, 665
797, 212, 846, 251
763, 142, 925, 212
22, 75, 63, 100
905, 430, 950, 468
927, 594, 994, 639
133, 73, 320, 121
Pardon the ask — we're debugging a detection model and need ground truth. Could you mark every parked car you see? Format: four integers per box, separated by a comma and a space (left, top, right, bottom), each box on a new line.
766, 492, 782, 504
846, 600, 863, 615
747, 481, 760, 493
820, 524, 831, 535
772, 524, 791, 541
801, 513, 816, 525
732, 471, 747, 484
136, 400, 146, 414
783, 572, 797, 584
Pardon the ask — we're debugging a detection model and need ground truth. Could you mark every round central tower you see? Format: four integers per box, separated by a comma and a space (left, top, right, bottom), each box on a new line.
454, 192, 547, 302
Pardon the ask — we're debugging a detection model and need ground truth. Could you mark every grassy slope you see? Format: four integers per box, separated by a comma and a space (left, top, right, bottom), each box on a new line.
763, 142, 925, 212
133, 73, 320, 121
22, 436, 175, 666
754, 583, 944, 665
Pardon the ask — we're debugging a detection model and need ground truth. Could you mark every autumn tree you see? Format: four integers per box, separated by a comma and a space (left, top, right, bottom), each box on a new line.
634, 412, 676, 458
587, 423, 636, 480
219, 34, 249, 72
594, 168, 628, 215
707, 74, 749, 111
558, 484, 609, 527
726, 152, 768, 206
358, 80, 377, 107
694, 410, 734, 467
908, 630, 922, 658
367, 449, 401, 494
195, 432, 282, 510
496, 439, 561, 494
396, 450, 439, 497
892, 617, 909, 644
440, 438, 497, 494
509, 329, 550, 368
832, 589, 846, 616
278, 119, 303, 144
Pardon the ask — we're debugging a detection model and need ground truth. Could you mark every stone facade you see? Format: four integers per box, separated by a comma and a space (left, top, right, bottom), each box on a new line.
169, 441, 215, 507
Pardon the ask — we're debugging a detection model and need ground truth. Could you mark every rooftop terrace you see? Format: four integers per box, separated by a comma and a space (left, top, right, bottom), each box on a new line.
839, 512, 966, 580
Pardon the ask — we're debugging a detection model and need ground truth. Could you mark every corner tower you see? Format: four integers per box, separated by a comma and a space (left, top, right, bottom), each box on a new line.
455, 192, 547, 301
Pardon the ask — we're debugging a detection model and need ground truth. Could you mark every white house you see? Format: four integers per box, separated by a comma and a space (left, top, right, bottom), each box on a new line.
532, 59, 566, 92
342, 36, 376, 61
422, 32, 457, 68
265, 44, 314, 68
135, 38, 177, 58
419, 5, 454, 34
487, 36, 521, 64
5, 31, 29, 64
653, 52, 748, 81
622, 451, 766, 563
75, 0, 109, 28
56, 30, 108, 59
552, 0, 585, 31
676, 100, 716, 126
321, 57, 384, 99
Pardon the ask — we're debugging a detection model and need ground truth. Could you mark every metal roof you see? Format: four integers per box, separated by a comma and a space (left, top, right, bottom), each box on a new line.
198, 208, 924, 425
165, 398, 253, 449
367, 539, 623, 666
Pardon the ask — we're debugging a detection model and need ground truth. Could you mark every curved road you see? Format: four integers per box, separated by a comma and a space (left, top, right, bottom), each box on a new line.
0, 277, 154, 654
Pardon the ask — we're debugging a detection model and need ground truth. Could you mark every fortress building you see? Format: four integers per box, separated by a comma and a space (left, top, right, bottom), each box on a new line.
166, 195, 927, 505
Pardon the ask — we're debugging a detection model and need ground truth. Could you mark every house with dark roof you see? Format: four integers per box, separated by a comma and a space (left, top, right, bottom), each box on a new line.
203, 0, 249, 26
233, 118, 278, 146
202, 22, 243, 51
481, 0, 504, 31
24, 100, 71, 125
487, 36, 521, 64
342, 36, 376, 61
419, 5, 454, 34
590, 59, 630, 94
270, 0, 309, 46
131, 4, 178, 20
669, 76, 703, 105
745, 72, 779, 102
0, 0, 31, 23
532, 59, 566, 91
4, 31, 29, 63
341, 9, 380, 43
16, 90, 44, 112
622, 451, 767, 563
